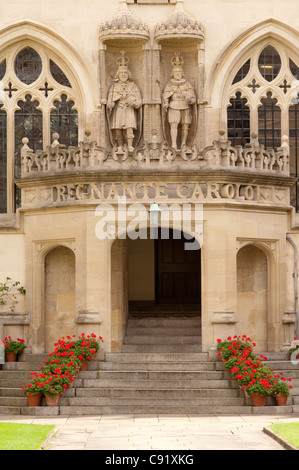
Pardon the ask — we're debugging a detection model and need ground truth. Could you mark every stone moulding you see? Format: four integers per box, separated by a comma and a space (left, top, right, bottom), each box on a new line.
20, 131, 291, 177
154, 0, 204, 43
99, 0, 150, 43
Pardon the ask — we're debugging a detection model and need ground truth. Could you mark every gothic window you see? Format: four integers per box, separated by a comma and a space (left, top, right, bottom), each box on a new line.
0, 44, 79, 213
232, 60, 250, 85
14, 47, 42, 85
227, 92, 250, 146
226, 42, 299, 209
50, 94, 78, 147
50, 60, 71, 88
258, 92, 281, 150
258, 46, 281, 82
0, 106, 7, 213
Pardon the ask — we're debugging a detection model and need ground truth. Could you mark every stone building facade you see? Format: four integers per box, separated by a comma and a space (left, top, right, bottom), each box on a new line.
0, 0, 299, 355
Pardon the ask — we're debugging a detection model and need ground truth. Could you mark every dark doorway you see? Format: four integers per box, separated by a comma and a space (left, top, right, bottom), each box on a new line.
155, 229, 201, 305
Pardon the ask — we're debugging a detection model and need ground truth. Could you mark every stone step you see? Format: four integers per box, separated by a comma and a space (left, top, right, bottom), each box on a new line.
99, 361, 216, 371
64, 396, 246, 407
0, 388, 24, 397
0, 396, 27, 406
74, 387, 242, 399
105, 352, 209, 362
79, 378, 233, 389
127, 317, 201, 328
56, 404, 293, 415
96, 370, 225, 380
121, 344, 202, 353
3, 404, 292, 416
126, 327, 202, 336
123, 335, 201, 345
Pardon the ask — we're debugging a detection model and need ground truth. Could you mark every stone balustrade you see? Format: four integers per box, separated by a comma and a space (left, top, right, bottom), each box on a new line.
20, 130, 290, 177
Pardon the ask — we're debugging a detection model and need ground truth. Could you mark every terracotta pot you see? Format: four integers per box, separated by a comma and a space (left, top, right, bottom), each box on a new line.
5, 352, 17, 362
45, 394, 60, 406
275, 394, 288, 406
80, 361, 87, 371
26, 393, 42, 407
251, 393, 267, 407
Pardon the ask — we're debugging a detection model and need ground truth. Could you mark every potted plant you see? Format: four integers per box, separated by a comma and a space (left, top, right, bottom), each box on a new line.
22, 382, 43, 407
271, 379, 292, 406
245, 377, 272, 406
3, 336, 25, 362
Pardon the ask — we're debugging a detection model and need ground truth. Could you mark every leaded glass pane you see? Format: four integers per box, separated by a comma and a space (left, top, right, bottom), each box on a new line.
258, 46, 281, 82
258, 92, 281, 150
0, 107, 7, 213
227, 92, 250, 147
0, 60, 6, 81
289, 102, 299, 209
14, 95, 43, 209
50, 94, 78, 147
290, 59, 299, 80
14, 47, 42, 85
50, 60, 71, 88
232, 59, 250, 84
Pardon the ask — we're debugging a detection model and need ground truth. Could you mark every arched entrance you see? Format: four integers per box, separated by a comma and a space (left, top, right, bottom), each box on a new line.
44, 246, 76, 352
111, 228, 202, 352
124, 228, 201, 312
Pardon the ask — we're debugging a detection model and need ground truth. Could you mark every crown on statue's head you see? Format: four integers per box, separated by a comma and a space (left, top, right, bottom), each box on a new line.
171, 52, 184, 68
116, 50, 129, 68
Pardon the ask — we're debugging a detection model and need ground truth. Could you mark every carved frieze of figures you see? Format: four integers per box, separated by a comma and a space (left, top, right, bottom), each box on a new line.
107, 51, 142, 152
162, 53, 197, 151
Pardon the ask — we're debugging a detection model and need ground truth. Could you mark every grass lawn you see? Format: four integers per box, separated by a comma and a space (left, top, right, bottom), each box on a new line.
0, 422, 55, 450
268, 423, 299, 449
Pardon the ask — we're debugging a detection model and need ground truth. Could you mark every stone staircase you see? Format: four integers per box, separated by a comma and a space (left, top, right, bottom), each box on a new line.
0, 313, 299, 415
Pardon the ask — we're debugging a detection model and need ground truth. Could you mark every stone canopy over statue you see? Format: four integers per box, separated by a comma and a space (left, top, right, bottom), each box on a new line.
107, 51, 142, 152
162, 53, 197, 150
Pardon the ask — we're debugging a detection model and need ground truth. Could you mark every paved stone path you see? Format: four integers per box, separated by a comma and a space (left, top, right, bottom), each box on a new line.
1, 413, 299, 450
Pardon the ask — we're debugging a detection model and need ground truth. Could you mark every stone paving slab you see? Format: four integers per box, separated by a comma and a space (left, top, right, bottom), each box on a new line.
0, 413, 298, 450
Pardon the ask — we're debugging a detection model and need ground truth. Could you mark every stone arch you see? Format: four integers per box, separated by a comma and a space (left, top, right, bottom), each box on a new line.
110, 223, 202, 352
44, 245, 76, 352
236, 242, 274, 351
0, 20, 97, 131
206, 19, 299, 133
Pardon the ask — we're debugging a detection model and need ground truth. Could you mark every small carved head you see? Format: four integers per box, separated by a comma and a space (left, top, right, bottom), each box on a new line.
115, 65, 132, 82
171, 65, 184, 80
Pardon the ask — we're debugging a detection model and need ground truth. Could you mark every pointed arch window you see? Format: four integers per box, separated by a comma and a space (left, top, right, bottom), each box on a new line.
50, 94, 78, 147
14, 95, 43, 208
258, 92, 281, 150
258, 46, 281, 82
227, 92, 250, 146
0, 44, 79, 214
0, 106, 7, 213
226, 42, 299, 209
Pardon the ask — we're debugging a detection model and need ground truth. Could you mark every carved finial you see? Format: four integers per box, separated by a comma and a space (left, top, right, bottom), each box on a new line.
22, 137, 29, 146
171, 52, 184, 68
51, 133, 60, 147
218, 130, 226, 142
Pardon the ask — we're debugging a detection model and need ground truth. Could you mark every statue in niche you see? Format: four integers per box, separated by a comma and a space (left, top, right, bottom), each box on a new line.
107, 51, 142, 152
162, 53, 197, 151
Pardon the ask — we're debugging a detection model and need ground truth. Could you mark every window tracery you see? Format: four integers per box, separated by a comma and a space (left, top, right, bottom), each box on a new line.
0, 44, 78, 213
226, 41, 299, 208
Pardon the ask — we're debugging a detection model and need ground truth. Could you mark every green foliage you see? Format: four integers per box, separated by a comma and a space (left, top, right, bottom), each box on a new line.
0, 277, 26, 312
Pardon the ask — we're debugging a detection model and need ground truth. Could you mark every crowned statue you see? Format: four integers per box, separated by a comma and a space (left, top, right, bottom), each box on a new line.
162, 53, 196, 150
107, 51, 142, 152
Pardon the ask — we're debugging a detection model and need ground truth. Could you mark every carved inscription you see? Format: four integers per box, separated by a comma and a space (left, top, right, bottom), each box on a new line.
50, 182, 288, 205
